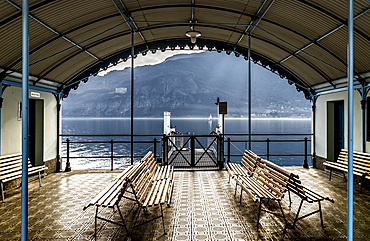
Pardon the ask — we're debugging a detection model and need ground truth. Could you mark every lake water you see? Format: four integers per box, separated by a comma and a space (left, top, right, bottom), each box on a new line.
61, 118, 312, 169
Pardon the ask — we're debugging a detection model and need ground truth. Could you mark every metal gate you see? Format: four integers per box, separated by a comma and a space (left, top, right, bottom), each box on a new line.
162, 134, 224, 169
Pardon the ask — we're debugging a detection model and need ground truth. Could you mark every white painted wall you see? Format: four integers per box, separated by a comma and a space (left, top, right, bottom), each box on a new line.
1, 86, 57, 162
315, 89, 368, 159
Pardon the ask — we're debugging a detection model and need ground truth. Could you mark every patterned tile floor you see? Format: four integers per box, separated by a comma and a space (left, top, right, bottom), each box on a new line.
0, 167, 369, 240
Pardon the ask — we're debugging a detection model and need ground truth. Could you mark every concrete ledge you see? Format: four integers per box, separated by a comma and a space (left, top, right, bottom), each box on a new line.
314, 155, 326, 170
44, 157, 58, 174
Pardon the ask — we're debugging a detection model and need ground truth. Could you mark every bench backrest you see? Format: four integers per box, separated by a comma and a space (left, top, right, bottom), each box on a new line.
253, 166, 285, 199
246, 151, 307, 199
86, 152, 155, 208
0, 155, 34, 179
241, 150, 258, 175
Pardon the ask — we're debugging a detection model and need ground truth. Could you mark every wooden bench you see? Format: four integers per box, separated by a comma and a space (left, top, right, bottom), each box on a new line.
236, 163, 287, 230
228, 150, 334, 229
227, 151, 287, 230
0, 153, 48, 202
323, 149, 370, 190
84, 151, 174, 238
257, 154, 334, 229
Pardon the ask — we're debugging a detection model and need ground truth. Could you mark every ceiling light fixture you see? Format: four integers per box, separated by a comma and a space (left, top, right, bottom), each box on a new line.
186, 25, 201, 44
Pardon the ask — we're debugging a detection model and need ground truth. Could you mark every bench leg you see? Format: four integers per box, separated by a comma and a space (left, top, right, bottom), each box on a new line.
318, 201, 324, 228
160, 204, 166, 235
288, 190, 292, 207
95, 206, 98, 239
116, 204, 130, 236
38, 172, 42, 187
256, 199, 263, 231
329, 168, 332, 181
240, 188, 243, 203
343, 171, 347, 182
1, 182, 4, 203
360, 174, 367, 193
292, 199, 304, 229
234, 182, 238, 196
278, 200, 288, 232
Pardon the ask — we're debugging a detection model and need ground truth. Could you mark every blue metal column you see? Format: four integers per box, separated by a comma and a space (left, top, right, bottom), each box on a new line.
248, 35, 252, 150
312, 95, 317, 167
130, 30, 134, 165
56, 93, 61, 172
21, 0, 29, 240
360, 86, 367, 152
0, 81, 2, 156
347, 0, 354, 240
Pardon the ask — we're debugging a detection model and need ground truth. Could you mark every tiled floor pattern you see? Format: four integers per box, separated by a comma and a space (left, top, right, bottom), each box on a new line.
0, 168, 369, 240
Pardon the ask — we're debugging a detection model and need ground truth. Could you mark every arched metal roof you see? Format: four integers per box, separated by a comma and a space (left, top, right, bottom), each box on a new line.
0, 0, 369, 97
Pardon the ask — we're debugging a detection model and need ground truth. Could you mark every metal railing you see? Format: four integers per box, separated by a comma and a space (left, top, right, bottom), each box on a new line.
61, 134, 162, 171
61, 133, 312, 171
224, 133, 312, 168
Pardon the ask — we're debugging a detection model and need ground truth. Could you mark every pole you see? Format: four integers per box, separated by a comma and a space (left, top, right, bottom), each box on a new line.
303, 137, 309, 168
347, 0, 354, 240
312, 96, 317, 168
266, 138, 270, 161
130, 30, 134, 165
248, 35, 252, 150
190, 135, 195, 167
360, 87, 366, 152
153, 138, 157, 163
56, 93, 61, 172
110, 139, 114, 171
21, 0, 29, 239
65, 138, 71, 171
227, 137, 231, 163
0, 82, 3, 156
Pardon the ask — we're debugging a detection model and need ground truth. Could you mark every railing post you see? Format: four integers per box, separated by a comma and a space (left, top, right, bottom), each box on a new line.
65, 138, 71, 172
190, 135, 195, 167
227, 137, 231, 163
110, 139, 114, 171
153, 138, 157, 163
162, 134, 167, 165
303, 137, 309, 168
266, 138, 270, 161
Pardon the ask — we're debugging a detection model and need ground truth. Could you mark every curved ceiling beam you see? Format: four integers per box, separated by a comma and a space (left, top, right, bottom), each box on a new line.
295, 0, 369, 42
128, 4, 369, 41
1, 13, 122, 78
1, 0, 58, 27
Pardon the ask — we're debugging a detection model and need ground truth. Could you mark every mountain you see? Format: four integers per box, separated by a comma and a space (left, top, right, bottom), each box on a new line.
62, 52, 311, 118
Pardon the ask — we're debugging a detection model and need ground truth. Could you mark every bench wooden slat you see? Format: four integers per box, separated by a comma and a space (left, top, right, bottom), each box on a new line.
0, 153, 22, 161
323, 161, 367, 178
154, 178, 167, 205
324, 149, 370, 181
147, 169, 164, 207
2, 166, 48, 183
0, 157, 22, 167
1, 164, 38, 181
235, 176, 258, 202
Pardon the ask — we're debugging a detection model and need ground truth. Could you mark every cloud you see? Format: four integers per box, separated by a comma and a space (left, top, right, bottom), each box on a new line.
98, 49, 204, 76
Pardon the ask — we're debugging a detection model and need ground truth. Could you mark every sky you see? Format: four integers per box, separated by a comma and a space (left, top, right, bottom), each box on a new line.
98, 49, 204, 76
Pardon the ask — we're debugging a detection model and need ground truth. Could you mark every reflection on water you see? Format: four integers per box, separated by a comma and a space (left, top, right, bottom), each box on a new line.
62, 118, 311, 169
